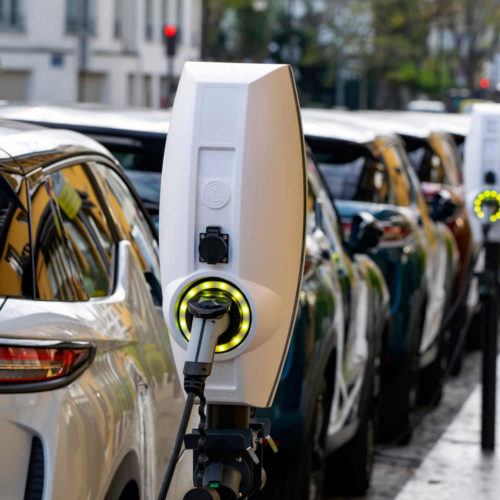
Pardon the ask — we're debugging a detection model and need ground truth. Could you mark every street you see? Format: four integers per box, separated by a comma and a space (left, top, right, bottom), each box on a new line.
329, 350, 481, 500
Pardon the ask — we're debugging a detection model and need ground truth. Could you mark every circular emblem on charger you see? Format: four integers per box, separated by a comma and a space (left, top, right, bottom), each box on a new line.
203, 181, 231, 209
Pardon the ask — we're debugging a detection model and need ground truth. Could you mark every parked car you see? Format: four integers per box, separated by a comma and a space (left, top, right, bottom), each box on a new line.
0, 120, 192, 499
327, 110, 477, 372
407, 100, 446, 113
260, 152, 390, 498
302, 109, 459, 441
0, 104, 391, 497
395, 111, 470, 161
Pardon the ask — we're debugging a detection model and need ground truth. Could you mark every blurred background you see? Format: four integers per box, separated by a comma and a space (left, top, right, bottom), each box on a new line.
1, 0, 500, 112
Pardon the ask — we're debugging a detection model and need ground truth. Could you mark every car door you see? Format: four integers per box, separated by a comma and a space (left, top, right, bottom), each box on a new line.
38, 158, 183, 498
379, 139, 450, 357
308, 160, 370, 434
88, 160, 186, 496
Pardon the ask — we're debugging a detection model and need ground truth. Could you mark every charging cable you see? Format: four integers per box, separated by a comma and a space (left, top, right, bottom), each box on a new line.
158, 296, 231, 500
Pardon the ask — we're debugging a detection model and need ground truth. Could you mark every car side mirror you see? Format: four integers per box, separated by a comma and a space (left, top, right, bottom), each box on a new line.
430, 190, 458, 222
348, 212, 383, 253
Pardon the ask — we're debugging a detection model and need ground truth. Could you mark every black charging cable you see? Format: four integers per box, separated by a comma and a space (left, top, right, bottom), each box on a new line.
157, 297, 232, 500
158, 392, 196, 500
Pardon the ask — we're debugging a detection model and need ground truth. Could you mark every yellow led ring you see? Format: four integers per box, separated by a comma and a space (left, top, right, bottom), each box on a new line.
474, 190, 500, 222
177, 279, 251, 353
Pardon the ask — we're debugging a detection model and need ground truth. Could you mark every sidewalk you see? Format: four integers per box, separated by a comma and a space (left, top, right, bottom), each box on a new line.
396, 363, 500, 500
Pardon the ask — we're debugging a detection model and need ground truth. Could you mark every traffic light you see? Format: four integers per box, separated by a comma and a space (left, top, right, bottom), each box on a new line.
480, 77, 490, 89
163, 25, 177, 57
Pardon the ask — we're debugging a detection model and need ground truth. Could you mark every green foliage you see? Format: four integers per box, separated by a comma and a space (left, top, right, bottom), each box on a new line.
202, 0, 500, 106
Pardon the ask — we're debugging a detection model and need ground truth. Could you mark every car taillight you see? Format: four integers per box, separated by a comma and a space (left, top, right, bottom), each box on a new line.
0, 344, 93, 386
342, 222, 352, 239
382, 224, 412, 242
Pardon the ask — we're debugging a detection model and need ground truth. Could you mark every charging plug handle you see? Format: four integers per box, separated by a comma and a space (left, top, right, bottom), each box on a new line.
183, 296, 231, 392
188, 297, 232, 319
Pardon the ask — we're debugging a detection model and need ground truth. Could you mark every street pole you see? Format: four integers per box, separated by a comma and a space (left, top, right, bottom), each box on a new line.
480, 241, 499, 451
167, 56, 173, 106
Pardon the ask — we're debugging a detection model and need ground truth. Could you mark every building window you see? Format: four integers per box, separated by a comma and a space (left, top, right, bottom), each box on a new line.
0, 70, 29, 100
127, 74, 136, 105
142, 74, 152, 107
78, 72, 105, 103
113, 0, 124, 38
145, 0, 153, 40
66, 0, 97, 35
0, 0, 24, 31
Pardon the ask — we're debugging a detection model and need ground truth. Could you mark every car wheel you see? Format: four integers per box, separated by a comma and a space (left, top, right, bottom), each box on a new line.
255, 381, 328, 500
325, 397, 375, 496
378, 347, 418, 444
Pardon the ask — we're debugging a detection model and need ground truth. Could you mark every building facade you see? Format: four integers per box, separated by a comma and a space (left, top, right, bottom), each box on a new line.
0, 0, 202, 107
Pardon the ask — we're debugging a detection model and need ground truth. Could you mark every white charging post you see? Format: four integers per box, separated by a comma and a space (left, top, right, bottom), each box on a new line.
464, 103, 500, 451
157, 62, 306, 499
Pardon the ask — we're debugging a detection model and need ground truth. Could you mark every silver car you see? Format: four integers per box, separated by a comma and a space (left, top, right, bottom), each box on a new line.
0, 121, 188, 499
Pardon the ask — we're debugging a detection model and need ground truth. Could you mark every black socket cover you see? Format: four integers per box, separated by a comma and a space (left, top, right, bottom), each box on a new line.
485, 171, 497, 185
199, 226, 228, 264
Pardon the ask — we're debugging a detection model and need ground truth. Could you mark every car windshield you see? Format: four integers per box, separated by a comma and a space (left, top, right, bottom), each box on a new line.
405, 135, 461, 186
308, 138, 390, 205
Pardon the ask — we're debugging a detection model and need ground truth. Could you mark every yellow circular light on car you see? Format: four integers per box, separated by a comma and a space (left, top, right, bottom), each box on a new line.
176, 279, 252, 353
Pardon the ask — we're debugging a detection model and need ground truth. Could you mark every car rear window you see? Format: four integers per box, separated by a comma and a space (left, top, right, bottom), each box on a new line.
308, 139, 391, 204
0, 171, 32, 298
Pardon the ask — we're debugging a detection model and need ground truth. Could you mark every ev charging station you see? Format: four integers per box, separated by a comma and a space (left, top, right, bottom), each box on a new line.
464, 103, 500, 451
158, 62, 306, 499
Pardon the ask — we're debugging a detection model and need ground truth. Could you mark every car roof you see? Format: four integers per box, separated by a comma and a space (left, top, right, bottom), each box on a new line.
0, 103, 387, 148
0, 117, 113, 175
395, 111, 471, 137
312, 108, 471, 140
305, 109, 435, 139
301, 108, 386, 144
0, 103, 172, 137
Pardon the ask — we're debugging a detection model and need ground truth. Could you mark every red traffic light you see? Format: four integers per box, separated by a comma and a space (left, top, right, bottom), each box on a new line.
480, 78, 490, 89
164, 25, 177, 38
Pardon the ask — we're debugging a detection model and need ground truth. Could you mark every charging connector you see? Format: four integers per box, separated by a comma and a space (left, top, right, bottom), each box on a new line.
158, 295, 232, 500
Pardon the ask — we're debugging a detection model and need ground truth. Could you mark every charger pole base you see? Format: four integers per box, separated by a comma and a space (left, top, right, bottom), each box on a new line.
480, 241, 500, 452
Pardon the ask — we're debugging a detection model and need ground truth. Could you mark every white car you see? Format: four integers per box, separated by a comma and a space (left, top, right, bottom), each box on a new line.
0, 120, 189, 499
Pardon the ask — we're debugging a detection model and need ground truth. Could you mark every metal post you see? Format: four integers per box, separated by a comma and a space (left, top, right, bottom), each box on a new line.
480, 242, 499, 451
167, 56, 174, 106
207, 405, 250, 430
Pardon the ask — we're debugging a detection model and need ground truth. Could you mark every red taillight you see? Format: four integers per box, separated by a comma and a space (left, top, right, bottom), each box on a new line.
382, 224, 412, 242
304, 258, 311, 274
0, 346, 91, 384
342, 222, 352, 239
